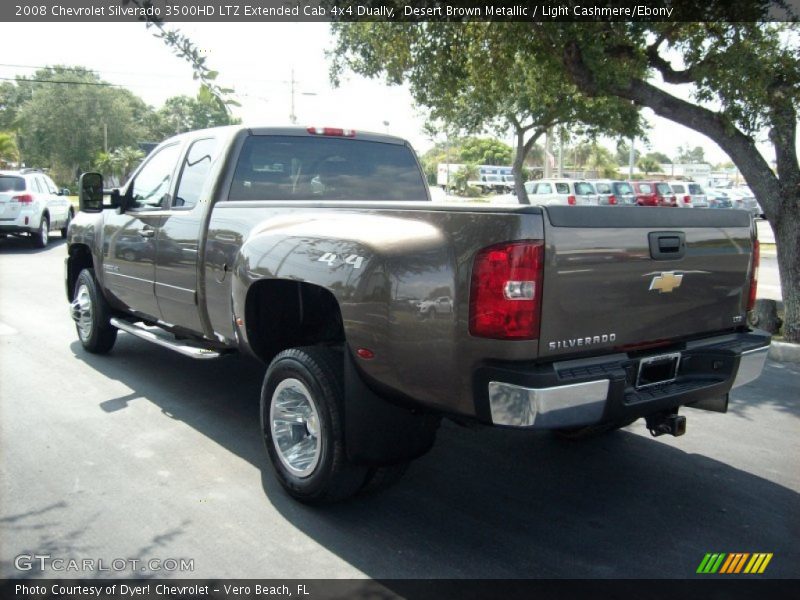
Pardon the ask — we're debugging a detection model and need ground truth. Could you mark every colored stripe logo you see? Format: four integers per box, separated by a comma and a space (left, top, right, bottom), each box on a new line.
697, 553, 773, 574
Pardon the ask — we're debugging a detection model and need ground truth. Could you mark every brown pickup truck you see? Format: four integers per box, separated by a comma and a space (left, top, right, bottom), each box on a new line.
66, 125, 769, 503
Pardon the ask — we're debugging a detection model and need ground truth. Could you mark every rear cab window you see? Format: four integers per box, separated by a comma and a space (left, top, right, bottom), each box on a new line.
229, 135, 428, 201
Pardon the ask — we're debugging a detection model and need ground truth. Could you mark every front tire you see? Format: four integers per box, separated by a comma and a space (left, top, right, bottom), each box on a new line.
71, 268, 117, 354
33, 215, 49, 248
262, 347, 368, 504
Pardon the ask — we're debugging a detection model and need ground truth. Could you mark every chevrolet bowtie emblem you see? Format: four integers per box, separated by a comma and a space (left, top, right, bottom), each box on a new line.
649, 271, 683, 293
644, 270, 711, 293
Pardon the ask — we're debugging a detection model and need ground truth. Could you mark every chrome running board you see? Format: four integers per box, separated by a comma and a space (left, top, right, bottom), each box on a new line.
110, 318, 222, 360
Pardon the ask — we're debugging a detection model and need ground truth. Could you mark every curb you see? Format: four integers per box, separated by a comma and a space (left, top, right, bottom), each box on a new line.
768, 341, 800, 363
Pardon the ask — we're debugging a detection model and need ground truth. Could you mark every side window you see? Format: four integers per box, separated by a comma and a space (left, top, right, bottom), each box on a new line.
537, 183, 552, 194
130, 143, 182, 209
28, 176, 42, 193
43, 176, 59, 194
555, 183, 569, 194
174, 138, 218, 210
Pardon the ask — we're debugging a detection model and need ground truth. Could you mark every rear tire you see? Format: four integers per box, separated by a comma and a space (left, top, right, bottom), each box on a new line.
262, 346, 369, 504
33, 215, 49, 248
72, 268, 117, 354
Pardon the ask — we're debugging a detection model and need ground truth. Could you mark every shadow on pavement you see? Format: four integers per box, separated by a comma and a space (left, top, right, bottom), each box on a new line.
0, 236, 66, 254
69, 338, 799, 579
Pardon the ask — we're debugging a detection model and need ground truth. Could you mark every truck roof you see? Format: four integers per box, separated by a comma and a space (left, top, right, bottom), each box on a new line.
160, 125, 409, 147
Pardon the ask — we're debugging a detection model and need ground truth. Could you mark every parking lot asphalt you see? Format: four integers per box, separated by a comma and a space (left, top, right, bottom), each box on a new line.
0, 237, 798, 580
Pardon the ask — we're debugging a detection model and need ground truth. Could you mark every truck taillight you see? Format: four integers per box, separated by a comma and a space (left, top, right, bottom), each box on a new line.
307, 127, 356, 137
608, 195, 617, 205
683, 195, 691, 204
567, 195, 576, 205
747, 239, 760, 312
12, 194, 33, 204
469, 241, 543, 340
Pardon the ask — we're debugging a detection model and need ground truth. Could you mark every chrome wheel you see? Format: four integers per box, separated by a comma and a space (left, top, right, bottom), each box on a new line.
71, 283, 93, 341
270, 378, 322, 478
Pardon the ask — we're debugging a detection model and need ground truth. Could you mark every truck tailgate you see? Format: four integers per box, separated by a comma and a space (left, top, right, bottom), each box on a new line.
538, 207, 755, 359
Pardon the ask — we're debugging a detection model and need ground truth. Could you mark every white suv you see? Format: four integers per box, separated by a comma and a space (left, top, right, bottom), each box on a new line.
668, 180, 708, 208
0, 169, 73, 247
523, 179, 598, 206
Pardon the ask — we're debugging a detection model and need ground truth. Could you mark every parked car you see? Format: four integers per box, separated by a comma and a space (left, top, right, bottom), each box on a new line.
669, 181, 708, 208
0, 168, 73, 247
629, 181, 677, 207
728, 187, 760, 216
707, 189, 734, 209
523, 179, 598, 206
592, 180, 637, 206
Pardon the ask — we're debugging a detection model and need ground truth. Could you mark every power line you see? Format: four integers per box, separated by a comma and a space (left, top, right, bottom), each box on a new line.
0, 76, 120, 87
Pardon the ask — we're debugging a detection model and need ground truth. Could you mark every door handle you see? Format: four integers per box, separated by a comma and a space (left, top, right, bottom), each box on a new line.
139, 228, 155, 238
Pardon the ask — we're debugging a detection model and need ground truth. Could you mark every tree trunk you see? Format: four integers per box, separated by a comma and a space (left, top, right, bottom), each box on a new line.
513, 127, 529, 204
773, 199, 800, 342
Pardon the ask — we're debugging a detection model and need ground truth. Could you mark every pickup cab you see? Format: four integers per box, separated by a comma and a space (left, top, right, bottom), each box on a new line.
66, 126, 770, 504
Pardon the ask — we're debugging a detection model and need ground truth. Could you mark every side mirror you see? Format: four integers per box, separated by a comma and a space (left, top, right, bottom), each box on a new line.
78, 172, 104, 213
58, 188, 71, 196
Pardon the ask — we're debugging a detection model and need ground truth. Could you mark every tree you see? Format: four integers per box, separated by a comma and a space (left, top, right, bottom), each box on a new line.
330, 22, 641, 202
13, 67, 149, 180
535, 19, 800, 341
676, 145, 706, 164
615, 140, 641, 166
646, 151, 672, 164
459, 137, 512, 165
637, 156, 663, 176
0, 132, 19, 167
585, 144, 619, 178
147, 86, 240, 141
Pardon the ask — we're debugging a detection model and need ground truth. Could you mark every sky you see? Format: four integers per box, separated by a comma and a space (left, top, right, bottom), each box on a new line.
0, 22, 783, 167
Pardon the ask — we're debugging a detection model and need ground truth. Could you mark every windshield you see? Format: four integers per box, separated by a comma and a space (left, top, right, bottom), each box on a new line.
230, 136, 428, 201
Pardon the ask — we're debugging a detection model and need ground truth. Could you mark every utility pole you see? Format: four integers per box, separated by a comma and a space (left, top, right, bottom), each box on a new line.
288, 68, 316, 124
628, 137, 635, 178
103, 123, 108, 153
289, 68, 296, 124
544, 127, 553, 178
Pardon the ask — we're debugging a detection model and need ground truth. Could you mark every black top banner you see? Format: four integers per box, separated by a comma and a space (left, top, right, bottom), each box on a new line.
2, 0, 799, 22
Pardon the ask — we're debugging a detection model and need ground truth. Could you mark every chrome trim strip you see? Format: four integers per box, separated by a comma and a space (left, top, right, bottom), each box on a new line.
732, 345, 770, 389
488, 379, 609, 428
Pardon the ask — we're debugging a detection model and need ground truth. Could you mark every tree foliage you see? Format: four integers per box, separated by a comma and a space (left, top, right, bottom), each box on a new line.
675, 145, 706, 164
0, 132, 19, 167
330, 21, 641, 201
13, 67, 149, 184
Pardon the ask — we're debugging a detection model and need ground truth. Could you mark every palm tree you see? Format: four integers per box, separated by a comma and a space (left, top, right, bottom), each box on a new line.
637, 156, 662, 176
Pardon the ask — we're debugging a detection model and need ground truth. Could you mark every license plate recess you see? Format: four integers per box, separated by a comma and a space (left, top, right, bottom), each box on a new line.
636, 352, 681, 389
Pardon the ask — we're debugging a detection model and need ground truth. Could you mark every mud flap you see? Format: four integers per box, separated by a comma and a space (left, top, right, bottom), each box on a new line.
343, 348, 440, 466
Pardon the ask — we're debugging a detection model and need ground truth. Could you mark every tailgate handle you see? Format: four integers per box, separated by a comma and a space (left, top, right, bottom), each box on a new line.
649, 232, 685, 260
